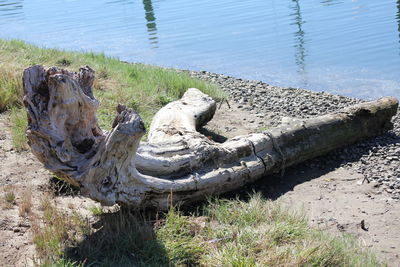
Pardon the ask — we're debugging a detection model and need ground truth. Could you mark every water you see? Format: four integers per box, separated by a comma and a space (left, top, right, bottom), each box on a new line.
0, 0, 399, 99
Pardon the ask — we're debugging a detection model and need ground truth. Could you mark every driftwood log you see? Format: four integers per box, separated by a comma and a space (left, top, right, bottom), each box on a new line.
23, 65, 398, 209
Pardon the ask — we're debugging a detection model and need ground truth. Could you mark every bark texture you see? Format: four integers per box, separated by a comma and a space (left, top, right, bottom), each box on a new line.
23, 65, 399, 209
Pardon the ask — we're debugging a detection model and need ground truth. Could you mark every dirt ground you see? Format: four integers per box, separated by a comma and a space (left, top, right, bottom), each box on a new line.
0, 114, 99, 266
0, 100, 399, 266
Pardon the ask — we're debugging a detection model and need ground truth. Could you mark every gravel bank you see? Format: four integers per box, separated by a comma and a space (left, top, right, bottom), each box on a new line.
188, 70, 400, 199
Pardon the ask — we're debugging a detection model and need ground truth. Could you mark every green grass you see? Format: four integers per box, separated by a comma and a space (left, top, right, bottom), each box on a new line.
156, 208, 205, 265
0, 65, 23, 112
30, 193, 383, 267
88, 205, 104, 216
9, 107, 28, 151
0, 38, 225, 147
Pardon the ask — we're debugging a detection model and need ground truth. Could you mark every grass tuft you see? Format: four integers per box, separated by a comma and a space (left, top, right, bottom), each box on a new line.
31, 197, 89, 266
18, 188, 32, 217
156, 208, 205, 265
88, 205, 103, 216
3, 185, 16, 209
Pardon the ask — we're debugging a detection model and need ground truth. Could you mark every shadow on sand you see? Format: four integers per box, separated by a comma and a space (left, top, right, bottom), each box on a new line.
64, 207, 172, 266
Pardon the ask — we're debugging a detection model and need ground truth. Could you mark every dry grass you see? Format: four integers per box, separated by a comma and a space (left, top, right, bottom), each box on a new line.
18, 188, 33, 217
31, 195, 89, 266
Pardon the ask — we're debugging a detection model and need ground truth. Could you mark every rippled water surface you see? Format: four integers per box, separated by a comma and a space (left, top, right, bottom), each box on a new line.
1, 0, 400, 99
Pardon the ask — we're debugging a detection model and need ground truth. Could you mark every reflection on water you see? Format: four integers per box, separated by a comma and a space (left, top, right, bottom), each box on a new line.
0, 0, 23, 21
143, 0, 158, 47
0, 0, 399, 99
397, 0, 400, 51
321, 0, 344, 7
290, 0, 307, 85
105, 0, 132, 4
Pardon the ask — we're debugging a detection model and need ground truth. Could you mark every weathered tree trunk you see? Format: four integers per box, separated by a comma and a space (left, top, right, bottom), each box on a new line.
23, 65, 398, 209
